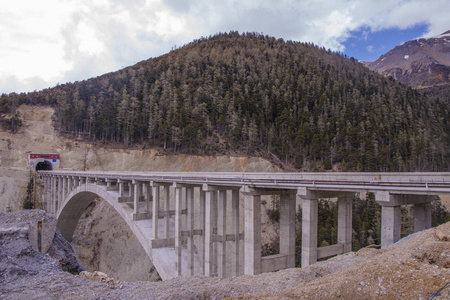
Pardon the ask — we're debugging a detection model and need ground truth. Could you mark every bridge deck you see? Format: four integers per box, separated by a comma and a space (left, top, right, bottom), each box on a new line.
39, 171, 450, 195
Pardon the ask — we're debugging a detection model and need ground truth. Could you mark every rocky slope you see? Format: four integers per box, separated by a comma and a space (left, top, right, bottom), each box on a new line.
365, 30, 450, 89
1, 209, 449, 299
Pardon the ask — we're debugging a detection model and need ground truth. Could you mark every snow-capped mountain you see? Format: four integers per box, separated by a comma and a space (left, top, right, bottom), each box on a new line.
365, 30, 450, 89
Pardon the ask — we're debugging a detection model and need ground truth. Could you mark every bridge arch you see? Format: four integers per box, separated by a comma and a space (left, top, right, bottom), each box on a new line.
56, 184, 155, 273
42, 171, 448, 280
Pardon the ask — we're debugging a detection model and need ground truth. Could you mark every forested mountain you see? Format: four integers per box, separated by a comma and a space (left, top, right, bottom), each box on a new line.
1, 32, 449, 171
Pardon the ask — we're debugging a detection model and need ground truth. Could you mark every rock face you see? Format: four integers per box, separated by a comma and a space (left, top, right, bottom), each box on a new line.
365, 30, 450, 89
0, 210, 82, 286
71, 199, 160, 282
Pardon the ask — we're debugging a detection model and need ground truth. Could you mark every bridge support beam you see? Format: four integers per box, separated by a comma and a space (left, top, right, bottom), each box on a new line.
244, 192, 261, 275
381, 205, 401, 247
301, 197, 318, 267
414, 202, 432, 232
132, 180, 142, 219
280, 193, 296, 268
152, 183, 160, 239
298, 189, 355, 267
42, 176, 48, 212
57, 176, 63, 212
338, 195, 353, 253
118, 179, 125, 197
144, 182, 152, 215
376, 192, 437, 248
231, 189, 240, 277
186, 187, 195, 276
174, 184, 182, 276
62, 176, 67, 201
73, 177, 79, 189
67, 176, 73, 194
164, 185, 170, 239
199, 189, 206, 275
203, 187, 217, 276
51, 176, 56, 214
217, 190, 227, 278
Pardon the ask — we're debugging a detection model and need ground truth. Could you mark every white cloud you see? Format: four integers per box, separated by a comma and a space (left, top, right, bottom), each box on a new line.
0, 0, 448, 94
367, 45, 374, 53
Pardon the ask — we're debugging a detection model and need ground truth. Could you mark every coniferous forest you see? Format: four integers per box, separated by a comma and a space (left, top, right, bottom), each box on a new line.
1, 32, 449, 171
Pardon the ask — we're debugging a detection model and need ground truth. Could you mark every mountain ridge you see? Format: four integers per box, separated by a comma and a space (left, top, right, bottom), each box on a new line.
1, 32, 449, 171
365, 30, 450, 89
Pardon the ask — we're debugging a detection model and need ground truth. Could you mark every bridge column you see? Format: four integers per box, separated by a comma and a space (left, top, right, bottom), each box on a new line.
152, 183, 160, 239
376, 191, 401, 248
297, 188, 318, 268
381, 205, 401, 247
62, 176, 67, 200
73, 177, 79, 188
241, 187, 262, 276
231, 189, 240, 277
217, 190, 227, 278
199, 189, 206, 275
338, 195, 353, 253
174, 183, 183, 276
203, 185, 218, 277
376, 193, 436, 247
414, 202, 432, 232
280, 193, 296, 268
118, 179, 125, 197
47, 177, 52, 210
129, 181, 135, 199
106, 179, 118, 191
51, 176, 56, 214
144, 182, 152, 215
57, 176, 63, 212
132, 180, 142, 219
67, 176, 73, 193
186, 186, 195, 276
163, 185, 170, 239
40, 176, 46, 211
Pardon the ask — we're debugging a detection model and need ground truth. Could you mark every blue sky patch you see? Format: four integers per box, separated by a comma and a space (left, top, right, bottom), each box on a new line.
342, 23, 429, 62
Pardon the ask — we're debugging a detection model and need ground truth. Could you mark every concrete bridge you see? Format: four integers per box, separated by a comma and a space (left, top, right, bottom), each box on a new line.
38, 171, 450, 280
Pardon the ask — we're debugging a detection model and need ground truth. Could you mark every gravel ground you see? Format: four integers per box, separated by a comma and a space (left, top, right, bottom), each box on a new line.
1, 210, 449, 299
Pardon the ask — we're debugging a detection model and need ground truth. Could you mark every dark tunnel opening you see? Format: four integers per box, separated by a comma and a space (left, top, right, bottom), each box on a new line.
35, 160, 53, 171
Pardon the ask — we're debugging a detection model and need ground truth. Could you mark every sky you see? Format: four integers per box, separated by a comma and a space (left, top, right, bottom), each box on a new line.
0, 0, 448, 94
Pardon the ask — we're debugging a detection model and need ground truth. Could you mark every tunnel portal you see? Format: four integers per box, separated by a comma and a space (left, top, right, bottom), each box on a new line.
28, 153, 60, 172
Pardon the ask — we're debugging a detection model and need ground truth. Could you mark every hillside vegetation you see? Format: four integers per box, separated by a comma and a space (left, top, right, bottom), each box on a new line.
1, 32, 449, 171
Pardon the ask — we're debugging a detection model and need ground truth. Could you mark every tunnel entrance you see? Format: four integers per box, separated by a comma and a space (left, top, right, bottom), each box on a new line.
28, 153, 60, 171
35, 160, 53, 171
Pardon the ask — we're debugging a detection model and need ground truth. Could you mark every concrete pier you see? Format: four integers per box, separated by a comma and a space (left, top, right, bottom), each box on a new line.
338, 195, 353, 253
414, 202, 432, 232
301, 197, 318, 267
280, 193, 296, 268
244, 193, 261, 275
376, 192, 436, 247
381, 206, 401, 246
